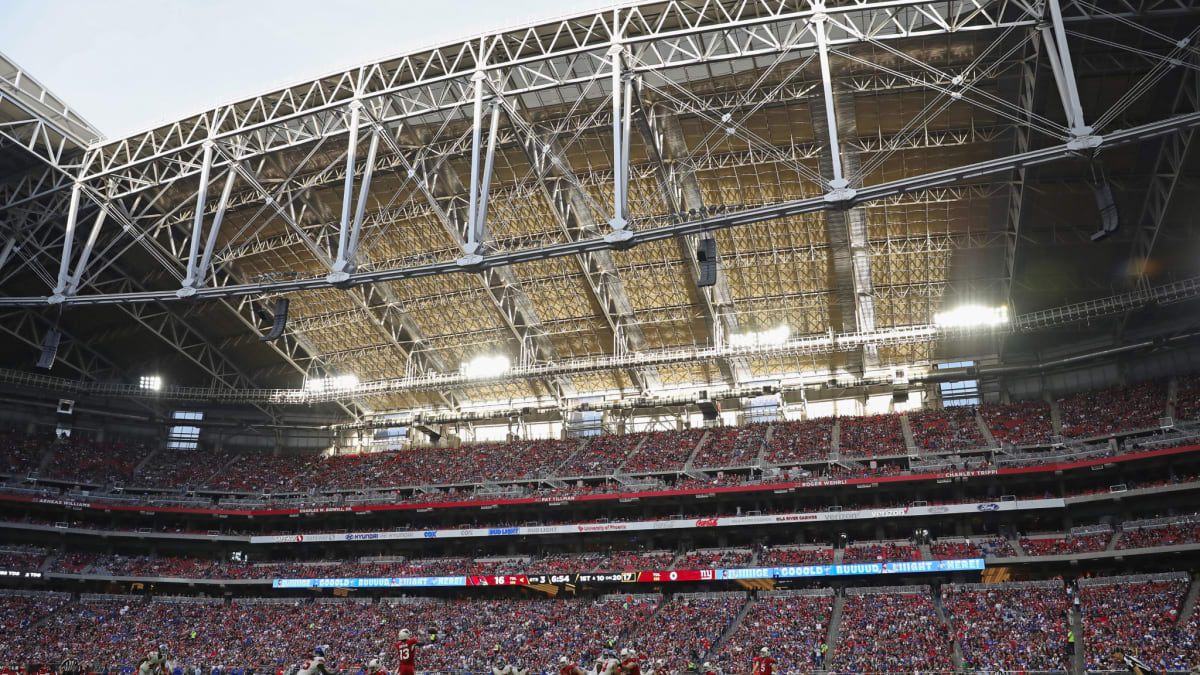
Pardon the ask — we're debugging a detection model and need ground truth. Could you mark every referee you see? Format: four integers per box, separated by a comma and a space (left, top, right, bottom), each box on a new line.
59, 657, 82, 675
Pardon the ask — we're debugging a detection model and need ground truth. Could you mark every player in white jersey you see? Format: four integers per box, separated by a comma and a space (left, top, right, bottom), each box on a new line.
595, 651, 621, 675
137, 646, 169, 675
296, 646, 331, 675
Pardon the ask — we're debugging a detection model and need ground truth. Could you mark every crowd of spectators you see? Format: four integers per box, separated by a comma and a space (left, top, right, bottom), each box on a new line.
763, 419, 832, 465
976, 536, 1018, 558
909, 407, 987, 452
836, 413, 907, 458
1081, 578, 1194, 671
592, 550, 677, 572
979, 401, 1055, 447
629, 595, 743, 671
941, 584, 1070, 672
928, 539, 981, 560
1116, 521, 1200, 550
832, 591, 953, 672
622, 430, 706, 474
1019, 533, 1111, 556
0, 545, 47, 572
559, 434, 640, 477
3, 378, 1196, 500
0, 593, 67, 639
1059, 381, 1167, 439
0, 595, 663, 672
0, 429, 55, 476
1175, 375, 1200, 421
841, 542, 921, 563
135, 449, 237, 488
692, 424, 768, 469
42, 438, 152, 485
207, 453, 314, 492
676, 549, 753, 569
758, 547, 834, 566
379, 596, 658, 672
715, 595, 832, 673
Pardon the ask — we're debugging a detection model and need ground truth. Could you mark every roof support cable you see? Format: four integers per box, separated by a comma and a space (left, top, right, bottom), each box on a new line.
668, 22, 821, 178
482, 75, 613, 228
1090, 25, 1200, 133
351, 99, 474, 260
831, 48, 1067, 141
850, 26, 1036, 183
858, 28, 1068, 137
208, 124, 341, 267
635, 77, 829, 189
1071, 0, 1200, 56
623, 46, 830, 188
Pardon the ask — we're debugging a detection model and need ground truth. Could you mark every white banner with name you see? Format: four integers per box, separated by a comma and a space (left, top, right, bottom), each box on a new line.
251, 498, 1063, 545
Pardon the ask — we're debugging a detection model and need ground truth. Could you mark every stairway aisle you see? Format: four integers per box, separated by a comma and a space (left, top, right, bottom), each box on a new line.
932, 587, 965, 673
708, 594, 756, 658
822, 594, 846, 669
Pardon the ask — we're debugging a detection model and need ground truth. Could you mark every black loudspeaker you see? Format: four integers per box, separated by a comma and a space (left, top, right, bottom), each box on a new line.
36, 330, 61, 369
697, 237, 717, 287
259, 298, 290, 342
1089, 163, 1119, 242
698, 399, 720, 420
893, 389, 909, 404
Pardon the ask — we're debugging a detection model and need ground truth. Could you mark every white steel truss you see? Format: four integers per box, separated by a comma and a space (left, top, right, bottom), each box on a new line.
3, 107, 1196, 308
1, 0, 1199, 411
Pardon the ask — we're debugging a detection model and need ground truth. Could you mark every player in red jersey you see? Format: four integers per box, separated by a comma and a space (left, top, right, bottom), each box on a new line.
365, 659, 387, 675
618, 649, 641, 675
750, 648, 775, 675
558, 657, 586, 675
392, 629, 431, 675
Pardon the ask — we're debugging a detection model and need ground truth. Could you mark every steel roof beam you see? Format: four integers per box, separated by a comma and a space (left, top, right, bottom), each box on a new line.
498, 97, 663, 394
631, 90, 749, 387
248, 143, 464, 411
4, 108, 1198, 307
1002, 31, 1043, 309
72, 0, 1161, 199
1128, 60, 1198, 292
812, 15, 877, 376
370, 108, 578, 402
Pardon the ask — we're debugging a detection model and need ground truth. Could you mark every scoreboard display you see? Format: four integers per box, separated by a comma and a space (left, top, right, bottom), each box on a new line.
272, 558, 984, 589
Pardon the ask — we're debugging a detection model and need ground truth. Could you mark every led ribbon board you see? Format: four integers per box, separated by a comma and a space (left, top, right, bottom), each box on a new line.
271, 557, 985, 588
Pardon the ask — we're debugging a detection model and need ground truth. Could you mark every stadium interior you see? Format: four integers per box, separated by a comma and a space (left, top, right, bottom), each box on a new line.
2, 0, 1200, 672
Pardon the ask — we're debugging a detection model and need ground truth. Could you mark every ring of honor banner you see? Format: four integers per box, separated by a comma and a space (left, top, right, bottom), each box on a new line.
253, 500, 1061, 545
271, 557, 985, 588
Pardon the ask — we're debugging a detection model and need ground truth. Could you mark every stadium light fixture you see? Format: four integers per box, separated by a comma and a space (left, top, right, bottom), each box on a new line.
729, 325, 790, 348
933, 305, 1009, 329
462, 355, 510, 379
306, 374, 360, 393
139, 375, 162, 391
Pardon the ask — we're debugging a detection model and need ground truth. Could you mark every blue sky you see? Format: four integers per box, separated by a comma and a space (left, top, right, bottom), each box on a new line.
0, 0, 614, 139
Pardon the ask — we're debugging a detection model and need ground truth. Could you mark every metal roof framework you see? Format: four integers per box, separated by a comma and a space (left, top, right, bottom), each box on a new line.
1, 0, 1198, 416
